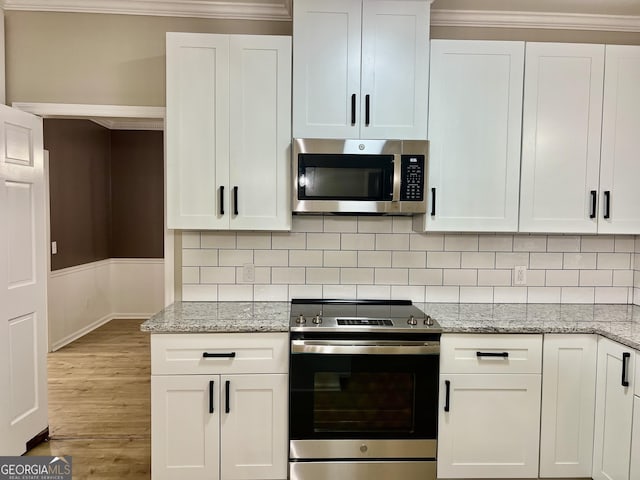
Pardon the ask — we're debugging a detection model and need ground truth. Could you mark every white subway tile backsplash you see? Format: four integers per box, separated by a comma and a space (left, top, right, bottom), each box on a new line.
392, 251, 426, 268
613, 270, 634, 287
526, 270, 546, 287
496, 252, 530, 269
324, 251, 358, 268
255, 250, 288, 267
545, 270, 579, 287
183, 249, 218, 267
182, 231, 201, 249
461, 252, 495, 269
236, 266, 270, 284
324, 216, 357, 233
409, 269, 443, 286
427, 252, 461, 269
443, 269, 477, 286
581, 236, 615, 252
307, 268, 340, 284
324, 284, 357, 299
236, 233, 271, 250
376, 234, 410, 251
478, 269, 511, 287
580, 270, 613, 287
514, 235, 547, 252
530, 253, 563, 270
357, 285, 391, 299
358, 216, 393, 233
201, 232, 236, 249
547, 235, 581, 252
478, 235, 513, 252
392, 217, 413, 233
183, 284, 218, 301
410, 233, 444, 251
307, 233, 341, 250
201, 267, 236, 284
358, 251, 392, 268
615, 236, 635, 253
391, 286, 425, 303
341, 268, 374, 285
426, 286, 460, 303
219, 250, 253, 266
272, 267, 305, 284
597, 253, 631, 270
445, 234, 479, 252
272, 232, 306, 250
341, 233, 375, 251
528, 287, 561, 303
218, 285, 253, 301
594, 287, 629, 304
290, 250, 323, 267
182, 267, 200, 284
561, 287, 595, 304
289, 284, 322, 299
254, 285, 288, 301
292, 216, 323, 233
563, 252, 597, 270
375, 268, 408, 285
460, 287, 494, 303
494, 287, 527, 303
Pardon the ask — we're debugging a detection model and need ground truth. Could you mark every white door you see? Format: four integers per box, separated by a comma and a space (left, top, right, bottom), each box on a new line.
598, 45, 640, 234
437, 374, 541, 478
166, 32, 230, 229
0, 105, 48, 455
292, 0, 362, 139
592, 337, 634, 480
426, 40, 524, 232
229, 35, 292, 231
360, 0, 430, 140
220, 374, 288, 480
539, 334, 597, 478
151, 375, 220, 480
519, 43, 604, 233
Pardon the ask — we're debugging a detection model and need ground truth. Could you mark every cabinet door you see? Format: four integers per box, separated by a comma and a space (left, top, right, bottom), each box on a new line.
166, 33, 230, 229
220, 374, 288, 480
593, 337, 634, 480
359, 0, 429, 139
598, 45, 640, 234
437, 374, 541, 478
229, 36, 291, 231
151, 375, 220, 480
519, 43, 604, 233
539, 334, 597, 478
426, 40, 524, 232
292, 0, 362, 139
630, 396, 640, 480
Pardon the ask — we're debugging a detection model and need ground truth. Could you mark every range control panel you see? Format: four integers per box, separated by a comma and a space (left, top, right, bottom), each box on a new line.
399, 155, 425, 201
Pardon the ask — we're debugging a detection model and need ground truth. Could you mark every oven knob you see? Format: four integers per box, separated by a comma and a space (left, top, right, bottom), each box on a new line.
407, 315, 418, 326
424, 315, 434, 327
360, 444, 368, 453
312, 315, 322, 324
296, 315, 306, 324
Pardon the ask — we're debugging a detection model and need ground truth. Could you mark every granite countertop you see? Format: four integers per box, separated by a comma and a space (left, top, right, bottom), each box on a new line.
141, 301, 640, 350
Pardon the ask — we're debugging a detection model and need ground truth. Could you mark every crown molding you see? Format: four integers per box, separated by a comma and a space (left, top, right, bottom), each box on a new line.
90, 118, 164, 130
2, 0, 292, 21
431, 9, 640, 33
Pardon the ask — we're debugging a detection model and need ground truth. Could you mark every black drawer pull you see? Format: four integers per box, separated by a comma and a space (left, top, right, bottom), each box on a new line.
219, 185, 225, 215
444, 380, 451, 412
203, 352, 236, 358
351, 94, 356, 125
622, 352, 631, 387
431, 188, 436, 216
590, 190, 597, 219
225, 380, 231, 414
233, 186, 239, 216
209, 380, 215, 414
604, 190, 611, 219
477, 351, 509, 358
365, 94, 371, 126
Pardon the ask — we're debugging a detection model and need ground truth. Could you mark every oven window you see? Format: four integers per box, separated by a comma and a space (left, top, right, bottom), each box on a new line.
313, 372, 414, 433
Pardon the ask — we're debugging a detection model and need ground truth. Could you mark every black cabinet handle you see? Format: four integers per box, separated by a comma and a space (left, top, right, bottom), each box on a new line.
604, 191, 611, 219
351, 94, 356, 125
203, 352, 236, 358
225, 380, 231, 413
365, 94, 370, 126
233, 186, 239, 216
444, 380, 450, 412
209, 380, 215, 414
477, 351, 509, 358
219, 186, 225, 215
431, 188, 436, 216
590, 190, 597, 219
622, 352, 631, 387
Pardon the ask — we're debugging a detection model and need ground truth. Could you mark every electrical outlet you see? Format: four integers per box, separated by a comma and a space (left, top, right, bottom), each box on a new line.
51, 241, 58, 255
514, 265, 527, 285
242, 263, 255, 283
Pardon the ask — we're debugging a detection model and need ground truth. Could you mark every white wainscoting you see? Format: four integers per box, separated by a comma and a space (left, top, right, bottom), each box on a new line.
48, 258, 164, 351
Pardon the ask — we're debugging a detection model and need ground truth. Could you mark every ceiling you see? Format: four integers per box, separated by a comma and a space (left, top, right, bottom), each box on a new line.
3, 0, 640, 31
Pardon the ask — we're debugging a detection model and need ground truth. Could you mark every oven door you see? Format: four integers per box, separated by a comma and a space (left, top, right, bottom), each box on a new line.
289, 339, 439, 460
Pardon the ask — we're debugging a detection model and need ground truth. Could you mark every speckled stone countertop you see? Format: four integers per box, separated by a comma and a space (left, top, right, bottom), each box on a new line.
141, 301, 640, 350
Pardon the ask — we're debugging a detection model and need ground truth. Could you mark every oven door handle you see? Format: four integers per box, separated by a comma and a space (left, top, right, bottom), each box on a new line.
291, 340, 440, 355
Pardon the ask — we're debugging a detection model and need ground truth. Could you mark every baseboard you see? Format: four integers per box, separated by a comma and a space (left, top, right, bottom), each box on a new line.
111, 313, 155, 320
50, 313, 113, 352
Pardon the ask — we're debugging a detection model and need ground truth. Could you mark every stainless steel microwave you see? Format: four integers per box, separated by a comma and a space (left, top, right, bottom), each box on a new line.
292, 138, 428, 215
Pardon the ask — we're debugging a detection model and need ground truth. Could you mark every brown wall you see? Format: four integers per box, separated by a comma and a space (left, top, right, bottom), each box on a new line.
110, 130, 164, 258
45, 119, 164, 270
45, 119, 111, 270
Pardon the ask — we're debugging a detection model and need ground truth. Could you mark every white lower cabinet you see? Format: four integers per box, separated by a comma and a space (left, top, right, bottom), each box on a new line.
630, 396, 640, 479
150, 333, 288, 480
438, 334, 542, 478
539, 334, 597, 478
592, 337, 635, 480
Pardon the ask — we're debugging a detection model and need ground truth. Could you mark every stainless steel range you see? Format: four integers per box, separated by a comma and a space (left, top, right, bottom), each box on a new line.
288, 299, 442, 480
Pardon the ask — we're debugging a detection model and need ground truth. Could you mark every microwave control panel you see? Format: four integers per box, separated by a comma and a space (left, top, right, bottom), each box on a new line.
400, 155, 425, 201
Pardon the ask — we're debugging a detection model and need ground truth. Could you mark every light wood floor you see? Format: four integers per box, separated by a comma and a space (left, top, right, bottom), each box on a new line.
26, 319, 151, 479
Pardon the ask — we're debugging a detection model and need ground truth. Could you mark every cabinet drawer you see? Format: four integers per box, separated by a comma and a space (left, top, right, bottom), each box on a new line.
151, 332, 288, 375
440, 334, 542, 374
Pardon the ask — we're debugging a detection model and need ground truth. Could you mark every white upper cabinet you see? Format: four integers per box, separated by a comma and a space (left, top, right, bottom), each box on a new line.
293, 0, 430, 140
519, 43, 605, 233
598, 45, 640, 234
424, 40, 524, 232
166, 33, 292, 231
